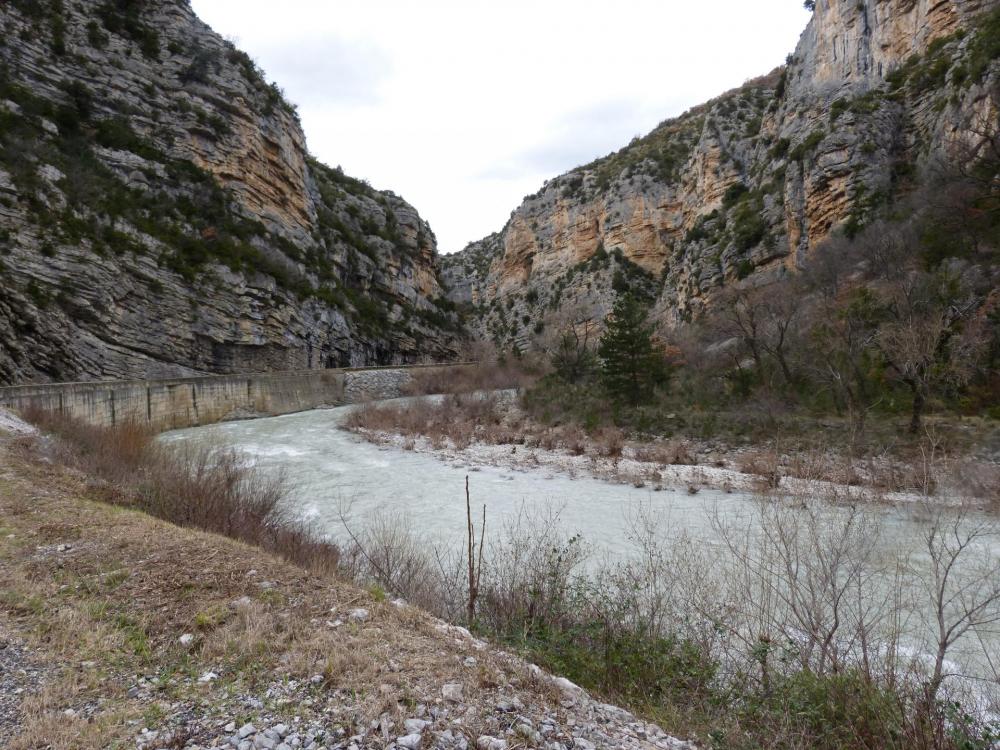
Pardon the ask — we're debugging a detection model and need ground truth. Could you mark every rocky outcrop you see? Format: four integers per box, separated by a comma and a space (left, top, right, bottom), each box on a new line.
444, 0, 1000, 348
791, 0, 993, 95
0, 0, 461, 384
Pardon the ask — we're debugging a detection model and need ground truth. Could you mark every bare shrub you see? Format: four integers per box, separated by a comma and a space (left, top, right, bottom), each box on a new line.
20, 408, 340, 575
918, 503, 1000, 703
558, 425, 587, 455
712, 495, 906, 685
477, 506, 588, 637
634, 440, 695, 466
344, 392, 506, 450
737, 449, 782, 489
596, 427, 625, 458
404, 358, 538, 396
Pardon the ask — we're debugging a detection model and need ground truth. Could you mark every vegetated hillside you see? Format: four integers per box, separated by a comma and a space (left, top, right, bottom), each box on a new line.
443, 0, 1000, 352
0, 0, 463, 384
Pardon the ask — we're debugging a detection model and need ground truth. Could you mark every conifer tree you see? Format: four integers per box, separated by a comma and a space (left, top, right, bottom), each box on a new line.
598, 294, 666, 405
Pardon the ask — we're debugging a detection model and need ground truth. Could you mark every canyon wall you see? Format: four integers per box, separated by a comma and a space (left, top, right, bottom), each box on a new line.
0, 0, 462, 385
443, 0, 1000, 348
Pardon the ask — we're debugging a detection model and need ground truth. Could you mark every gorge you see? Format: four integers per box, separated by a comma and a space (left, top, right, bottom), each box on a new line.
443, 0, 1000, 351
1, 1, 999, 748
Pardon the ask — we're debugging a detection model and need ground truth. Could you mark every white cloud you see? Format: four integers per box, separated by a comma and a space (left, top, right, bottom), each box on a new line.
190, 0, 811, 253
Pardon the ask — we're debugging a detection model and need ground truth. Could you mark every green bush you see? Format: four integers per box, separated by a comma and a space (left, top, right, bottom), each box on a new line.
967, 7, 1000, 83
86, 20, 108, 49
98, 0, 160, 59
729, 190, 768, 251
788, 129, 825, 162
739, 670, 906, 750
94, 117, 161, 160
736, 258, 754, 279
515, 619, 716, 707
26, 279, 51, 307
829, 97, 849, 123
722, 182, 749, 208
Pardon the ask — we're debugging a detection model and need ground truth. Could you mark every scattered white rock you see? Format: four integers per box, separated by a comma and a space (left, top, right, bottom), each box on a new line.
442, 682, 464, 702
396, 733, 422, 749
404, 718, 429, 734
552, 676, 586, 703
238, 722, 257, 738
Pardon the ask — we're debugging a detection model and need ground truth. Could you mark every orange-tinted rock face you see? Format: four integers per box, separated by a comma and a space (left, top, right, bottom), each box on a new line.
444, 0, 1000, 348
187, 106, 315, 238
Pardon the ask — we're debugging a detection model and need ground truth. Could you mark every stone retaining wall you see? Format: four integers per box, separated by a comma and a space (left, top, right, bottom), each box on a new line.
0, 364, 472, 431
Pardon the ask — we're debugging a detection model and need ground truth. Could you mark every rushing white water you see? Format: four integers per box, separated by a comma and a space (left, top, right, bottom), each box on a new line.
161, 402, 1000, 713
160, 402, 762, 556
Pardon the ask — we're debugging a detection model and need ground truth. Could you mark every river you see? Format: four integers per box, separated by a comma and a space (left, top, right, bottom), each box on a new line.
161, 401, 1000, 713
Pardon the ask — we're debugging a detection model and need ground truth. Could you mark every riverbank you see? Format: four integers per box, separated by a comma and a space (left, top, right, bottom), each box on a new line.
0, 412, 691, 750
344, 394, 1000, 509
10, 404, 1000, 749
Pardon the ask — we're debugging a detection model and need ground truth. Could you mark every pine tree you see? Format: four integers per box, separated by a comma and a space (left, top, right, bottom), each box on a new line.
598, 294, 667, 405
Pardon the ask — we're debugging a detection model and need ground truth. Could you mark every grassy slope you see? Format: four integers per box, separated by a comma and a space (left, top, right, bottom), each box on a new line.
0, 434, 550, 749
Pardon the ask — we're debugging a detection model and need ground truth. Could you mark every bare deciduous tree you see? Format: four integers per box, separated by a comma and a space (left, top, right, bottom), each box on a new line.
920, 504, 1000, 704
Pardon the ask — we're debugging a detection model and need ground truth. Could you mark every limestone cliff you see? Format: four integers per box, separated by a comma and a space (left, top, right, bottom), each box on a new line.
0, 0, 461, 384
444, 0, 1000, 349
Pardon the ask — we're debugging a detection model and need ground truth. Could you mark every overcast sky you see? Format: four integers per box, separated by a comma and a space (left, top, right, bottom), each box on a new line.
189, 1, 812, 253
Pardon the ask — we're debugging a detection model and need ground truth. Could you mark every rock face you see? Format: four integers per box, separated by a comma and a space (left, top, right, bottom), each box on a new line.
444, 0, 1000, 349
0, 0, 461, 384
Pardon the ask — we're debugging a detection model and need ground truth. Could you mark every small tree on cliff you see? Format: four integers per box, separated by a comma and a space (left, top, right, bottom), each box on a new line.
598, 294, 667, 406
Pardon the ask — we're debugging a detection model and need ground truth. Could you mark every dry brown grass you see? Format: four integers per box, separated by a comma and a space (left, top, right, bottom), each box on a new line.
633, 440, 696, 466
0, 439, 554, 749
344, 393, 511, 449
594, 427, 625, 459
737, 449, 782, 490
19, 407, 341, 576
403, 359, 538, 396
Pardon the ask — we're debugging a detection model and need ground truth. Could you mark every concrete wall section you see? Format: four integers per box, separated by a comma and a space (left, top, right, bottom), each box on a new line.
0, 364, 469, 431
